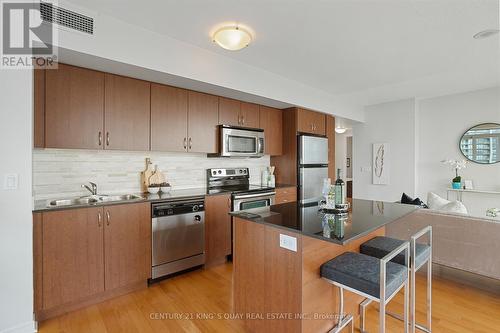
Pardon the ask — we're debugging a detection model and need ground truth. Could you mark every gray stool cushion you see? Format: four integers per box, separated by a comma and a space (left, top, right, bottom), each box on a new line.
360, 236, 430, 269
320, 252, 407, 300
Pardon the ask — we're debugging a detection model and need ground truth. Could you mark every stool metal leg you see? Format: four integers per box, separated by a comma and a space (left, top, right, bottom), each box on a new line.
427, 245, 432, 332
359, 298, 371, 333
329, 287, 353, 333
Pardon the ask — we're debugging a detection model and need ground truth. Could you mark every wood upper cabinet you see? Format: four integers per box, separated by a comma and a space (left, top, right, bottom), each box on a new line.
297, 108, 326, 135
188, 91, 219, 153
326, 115, 336, 180
104, 202, 151, 290
45, 64, 105, 149
41, 207, 104, 309
104, 74, 150, 151
151, 84, 188, 152
218, 97, 241, 126
205, 193, 232, 267
240, 102, 260, 128
218, 98, 260, 128
34, 68, 45, 148
259, 106, 283, 156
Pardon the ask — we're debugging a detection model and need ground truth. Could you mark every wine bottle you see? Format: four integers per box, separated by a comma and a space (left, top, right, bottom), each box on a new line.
334, 168, 346, 206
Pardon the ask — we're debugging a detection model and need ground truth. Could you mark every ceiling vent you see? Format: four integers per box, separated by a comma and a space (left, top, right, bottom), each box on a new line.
40, 2, 94, 35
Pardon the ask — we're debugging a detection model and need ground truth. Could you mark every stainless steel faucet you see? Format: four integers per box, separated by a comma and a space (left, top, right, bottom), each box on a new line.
81, 182, 98, 196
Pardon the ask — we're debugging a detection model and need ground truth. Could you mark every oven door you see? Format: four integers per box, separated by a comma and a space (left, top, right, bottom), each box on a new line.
221, 127, 265, 157
232, 192, 276, 211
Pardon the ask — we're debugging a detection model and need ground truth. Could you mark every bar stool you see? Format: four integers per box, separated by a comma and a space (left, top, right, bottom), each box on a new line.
359, 227, 432, 333
320, 242, 410, 333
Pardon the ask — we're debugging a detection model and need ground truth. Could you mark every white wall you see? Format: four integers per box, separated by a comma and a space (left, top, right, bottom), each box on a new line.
352, 98, 417, 201
417, 87, 500, 217
33, 149, 270, 200
0, 71, 35, 332
335, 129, 352, 181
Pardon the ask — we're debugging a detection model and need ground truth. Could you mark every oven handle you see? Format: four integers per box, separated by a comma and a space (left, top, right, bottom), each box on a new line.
233, 192, 276, 200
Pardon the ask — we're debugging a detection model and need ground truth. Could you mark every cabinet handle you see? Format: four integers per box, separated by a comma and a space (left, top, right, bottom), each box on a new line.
106, 211, 110, 226
188, 137, 192, 150
238, 114, 241, 125
106, 132, 110, 146
97, 212, 102, 227
98, 131, 102, 146
311, 124, 314, 131
183, 137, 187, 150
227, 197, 231, 208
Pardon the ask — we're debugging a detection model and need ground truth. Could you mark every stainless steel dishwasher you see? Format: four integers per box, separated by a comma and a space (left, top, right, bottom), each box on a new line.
151, 197, 205, 279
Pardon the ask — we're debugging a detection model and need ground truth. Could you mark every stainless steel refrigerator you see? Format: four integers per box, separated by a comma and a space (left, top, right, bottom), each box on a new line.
298, 135, 329, 204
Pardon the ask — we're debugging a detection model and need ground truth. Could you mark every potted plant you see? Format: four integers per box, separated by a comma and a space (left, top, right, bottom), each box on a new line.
441, 159, 467, 189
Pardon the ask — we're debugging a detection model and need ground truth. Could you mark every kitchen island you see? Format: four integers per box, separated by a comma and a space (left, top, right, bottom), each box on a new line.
230, 199, 418, 333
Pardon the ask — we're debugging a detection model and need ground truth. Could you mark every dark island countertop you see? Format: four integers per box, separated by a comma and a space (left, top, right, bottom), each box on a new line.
230, 199, 419, 245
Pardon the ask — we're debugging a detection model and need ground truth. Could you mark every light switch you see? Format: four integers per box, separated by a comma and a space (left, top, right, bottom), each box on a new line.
4, 174, 18, 190
361, 166, 372, 172
279, 234, 297, 252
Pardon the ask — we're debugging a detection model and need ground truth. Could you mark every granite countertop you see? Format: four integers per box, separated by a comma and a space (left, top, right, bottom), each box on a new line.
33, 187, 222, 212
230, 199, 419, 245
33, 184, 288, 212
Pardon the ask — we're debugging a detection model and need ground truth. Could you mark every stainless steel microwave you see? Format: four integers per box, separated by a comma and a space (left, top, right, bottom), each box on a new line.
213, 125, 265, 157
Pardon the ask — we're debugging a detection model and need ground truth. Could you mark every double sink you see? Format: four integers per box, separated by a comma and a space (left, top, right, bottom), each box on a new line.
48, 194, 143, 207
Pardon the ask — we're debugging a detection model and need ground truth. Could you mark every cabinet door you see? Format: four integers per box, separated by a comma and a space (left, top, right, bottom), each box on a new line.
218, 97, 241, 126
326, 115, 336, 180
42, 207, 104, 309
259, 106, 282, 155
297, 108, 326, 135
104, 203, 151, 290
241, 102, 260, 128
34, 67, 45, 148
104, 74, 150, 151
187, 91, 219, 153
45, 64, 104, 149
205, 193, 232, 266
275, 186, 297, 204
151, 84, 188, 152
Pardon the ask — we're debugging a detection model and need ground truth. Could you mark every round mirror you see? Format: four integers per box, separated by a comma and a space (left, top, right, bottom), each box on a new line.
459, 123, 500, 164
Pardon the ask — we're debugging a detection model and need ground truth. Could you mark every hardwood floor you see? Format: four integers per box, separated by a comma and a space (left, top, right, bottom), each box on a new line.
39, 263, 500, 333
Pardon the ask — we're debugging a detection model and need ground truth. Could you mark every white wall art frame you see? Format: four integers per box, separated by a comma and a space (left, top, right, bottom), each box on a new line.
373, 143, 390, 185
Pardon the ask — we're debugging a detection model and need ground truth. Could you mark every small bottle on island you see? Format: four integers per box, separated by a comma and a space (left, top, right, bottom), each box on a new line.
334, 168, 346, 207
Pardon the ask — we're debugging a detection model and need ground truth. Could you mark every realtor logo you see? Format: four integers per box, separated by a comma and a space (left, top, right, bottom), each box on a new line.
1, 1, 57, 68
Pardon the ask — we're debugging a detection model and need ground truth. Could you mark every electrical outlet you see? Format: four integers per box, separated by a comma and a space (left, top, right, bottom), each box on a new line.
3, 174, 18, 190
279, 234, 297, 252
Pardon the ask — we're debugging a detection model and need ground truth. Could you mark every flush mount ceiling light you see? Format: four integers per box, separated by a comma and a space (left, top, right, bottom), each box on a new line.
473, 29, 500, 39
212, 25, 252, 51
335, 127, 347, 134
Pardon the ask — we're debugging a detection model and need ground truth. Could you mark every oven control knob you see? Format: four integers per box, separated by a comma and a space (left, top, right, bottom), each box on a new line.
239, 170, 243, 173
243, 170, 247, 174
218, 170, 222, 174
194, 215, 201, 222
192, 205, 199, 212
212, 170, 216, 175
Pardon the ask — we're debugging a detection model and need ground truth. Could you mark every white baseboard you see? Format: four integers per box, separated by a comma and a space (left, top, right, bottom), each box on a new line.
0, 321, 36, 333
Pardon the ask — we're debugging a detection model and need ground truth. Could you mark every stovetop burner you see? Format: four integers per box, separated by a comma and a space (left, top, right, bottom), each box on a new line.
206, 168, 274, 195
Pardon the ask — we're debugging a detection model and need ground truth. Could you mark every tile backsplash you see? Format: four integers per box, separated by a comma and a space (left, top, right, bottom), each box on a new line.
33, 149, 270, 200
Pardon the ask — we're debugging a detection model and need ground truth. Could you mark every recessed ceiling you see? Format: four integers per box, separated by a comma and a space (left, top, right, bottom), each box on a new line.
66, 0, 500, 106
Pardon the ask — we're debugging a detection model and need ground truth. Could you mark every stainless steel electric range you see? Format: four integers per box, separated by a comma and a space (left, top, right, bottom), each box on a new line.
206, 168, 275, 211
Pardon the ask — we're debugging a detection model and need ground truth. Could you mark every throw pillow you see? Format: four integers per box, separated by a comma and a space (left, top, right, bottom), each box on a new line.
427, 192, 468, 214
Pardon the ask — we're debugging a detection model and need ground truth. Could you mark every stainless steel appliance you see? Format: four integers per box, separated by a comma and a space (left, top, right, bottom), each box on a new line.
206, 168, 275, 210
211, 125, 265, 158
151, 197, 205, 279
207, 167, 275, 255
298, 135, 329, 204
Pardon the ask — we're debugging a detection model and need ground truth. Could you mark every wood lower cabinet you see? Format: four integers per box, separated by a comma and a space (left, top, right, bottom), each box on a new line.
151, 84, 188, 152
188, 91, 219, 153
34, 202, 151, 321
104, 203, 151, 290
41, 207, 104, 310
205, 193, 232, 267
297, 108, 326, 135
45, 64, 105, 149
259, 106, 282, 156
240, 102, 260, 128
104, 74, 151, 151
275, 186, 297, 204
